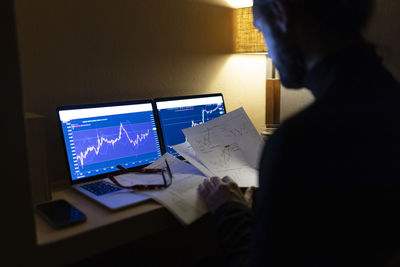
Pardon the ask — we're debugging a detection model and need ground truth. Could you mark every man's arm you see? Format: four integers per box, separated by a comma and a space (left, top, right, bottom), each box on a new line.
198, 176, 254, 267
213, 201, 252, 267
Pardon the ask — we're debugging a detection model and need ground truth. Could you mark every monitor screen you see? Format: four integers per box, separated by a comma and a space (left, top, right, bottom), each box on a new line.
155, 94, 226, 157
58, 101, 162, 182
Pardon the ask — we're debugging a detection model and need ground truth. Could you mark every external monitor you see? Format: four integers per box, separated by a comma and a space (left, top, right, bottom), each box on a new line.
154, 93, 226, 157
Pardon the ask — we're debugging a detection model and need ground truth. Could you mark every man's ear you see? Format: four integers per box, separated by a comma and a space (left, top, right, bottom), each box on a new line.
270, 0, 290, 33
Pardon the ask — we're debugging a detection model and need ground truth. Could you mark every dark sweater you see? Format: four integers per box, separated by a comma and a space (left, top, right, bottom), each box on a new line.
213, 42, 400, 267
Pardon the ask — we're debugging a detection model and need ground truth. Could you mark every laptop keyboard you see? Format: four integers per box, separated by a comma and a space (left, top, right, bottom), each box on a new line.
81, 181, 122, 196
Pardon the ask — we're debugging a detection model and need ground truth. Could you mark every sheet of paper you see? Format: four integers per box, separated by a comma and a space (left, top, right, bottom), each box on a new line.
105, 153, 207, 224
182, 107, 263, 187
214, 166, 259, 188
171, 141, 215, 177
144, 172, 207, 225
140, 153, 208, 225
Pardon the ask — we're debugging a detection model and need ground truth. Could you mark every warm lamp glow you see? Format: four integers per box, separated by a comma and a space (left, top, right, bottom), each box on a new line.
229, 0, 279, 126
227, 0, 253, 8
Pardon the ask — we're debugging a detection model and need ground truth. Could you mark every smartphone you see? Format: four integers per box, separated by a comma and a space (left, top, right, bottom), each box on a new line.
36, 199, 86, 229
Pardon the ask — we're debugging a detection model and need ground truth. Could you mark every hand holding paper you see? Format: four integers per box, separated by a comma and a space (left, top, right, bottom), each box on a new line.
181, 107, 264, 187
198, 176, 254, 213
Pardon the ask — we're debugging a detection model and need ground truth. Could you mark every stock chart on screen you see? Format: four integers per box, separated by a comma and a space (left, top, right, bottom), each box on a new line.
156, 95, 225, 157
59, 103, 162, 181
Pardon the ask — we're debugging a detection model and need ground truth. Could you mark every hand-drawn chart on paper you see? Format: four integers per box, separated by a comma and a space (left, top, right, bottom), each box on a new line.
182, 107, 264, 187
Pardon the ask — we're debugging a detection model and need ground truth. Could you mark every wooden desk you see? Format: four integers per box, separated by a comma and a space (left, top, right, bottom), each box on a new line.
33, 188, 181, 266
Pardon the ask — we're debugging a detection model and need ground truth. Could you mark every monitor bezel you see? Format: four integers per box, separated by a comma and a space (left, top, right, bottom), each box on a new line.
57, 99, 164, 185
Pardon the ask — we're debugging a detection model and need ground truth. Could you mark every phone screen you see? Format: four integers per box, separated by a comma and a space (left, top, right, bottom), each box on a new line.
36, 199, 86, 229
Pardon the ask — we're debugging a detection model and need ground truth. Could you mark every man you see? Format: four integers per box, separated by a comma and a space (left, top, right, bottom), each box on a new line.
198, 0, 400, 266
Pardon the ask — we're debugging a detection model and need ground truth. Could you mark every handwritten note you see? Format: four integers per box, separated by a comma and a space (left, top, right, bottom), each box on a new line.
182, 107, 264, 187
171, 141, 214, 177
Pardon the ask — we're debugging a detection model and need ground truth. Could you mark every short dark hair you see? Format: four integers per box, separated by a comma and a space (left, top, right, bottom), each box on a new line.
256, 0, 374, 40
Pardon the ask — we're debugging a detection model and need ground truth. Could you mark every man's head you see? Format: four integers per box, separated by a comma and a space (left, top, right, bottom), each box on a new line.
253, 0, 374, 89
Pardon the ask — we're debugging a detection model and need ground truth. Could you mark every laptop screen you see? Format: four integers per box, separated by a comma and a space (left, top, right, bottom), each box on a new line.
58, 101, 162, 183
155, 94, 226, 157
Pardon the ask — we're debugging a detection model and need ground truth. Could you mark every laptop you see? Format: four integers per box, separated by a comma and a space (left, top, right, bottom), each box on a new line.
154, 93, 226, 157
57, 100, 163, 210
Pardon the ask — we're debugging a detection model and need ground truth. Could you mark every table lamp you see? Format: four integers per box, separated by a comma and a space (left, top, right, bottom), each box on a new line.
230, 0, 281, 126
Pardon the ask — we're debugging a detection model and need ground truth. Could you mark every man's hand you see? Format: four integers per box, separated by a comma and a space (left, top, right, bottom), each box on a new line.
197, 176, 255, 213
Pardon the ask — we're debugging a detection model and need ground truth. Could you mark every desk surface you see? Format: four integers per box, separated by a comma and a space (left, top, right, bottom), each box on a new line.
34, 188, 180, 265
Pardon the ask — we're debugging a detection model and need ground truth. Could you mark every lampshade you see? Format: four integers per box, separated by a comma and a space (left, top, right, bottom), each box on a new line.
233, 7, 267, 53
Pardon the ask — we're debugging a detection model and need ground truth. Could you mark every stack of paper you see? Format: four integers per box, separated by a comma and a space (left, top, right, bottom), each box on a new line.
109, 153, 207, 225
111, 107, 264, 225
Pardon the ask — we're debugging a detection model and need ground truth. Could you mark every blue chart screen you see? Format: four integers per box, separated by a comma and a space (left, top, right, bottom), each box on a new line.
60, 111, 161, 181
158, 103, 225, 157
